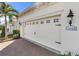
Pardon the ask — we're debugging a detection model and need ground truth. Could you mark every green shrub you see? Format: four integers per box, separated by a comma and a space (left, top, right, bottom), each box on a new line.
59, 52, 79, 56
13, 30, 20, 39
8, 34, 13, 38
59, 52, 72, 56
0, 25, 5, 38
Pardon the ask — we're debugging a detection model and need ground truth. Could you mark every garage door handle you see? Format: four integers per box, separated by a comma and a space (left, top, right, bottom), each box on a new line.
55, 41, 61, 44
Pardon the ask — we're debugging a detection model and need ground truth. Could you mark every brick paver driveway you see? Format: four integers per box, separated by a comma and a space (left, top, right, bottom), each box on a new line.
0, 38, 57, 56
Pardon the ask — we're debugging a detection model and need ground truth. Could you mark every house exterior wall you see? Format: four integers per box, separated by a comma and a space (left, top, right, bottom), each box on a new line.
60, 3, 79, 55
19, 2, 79, 55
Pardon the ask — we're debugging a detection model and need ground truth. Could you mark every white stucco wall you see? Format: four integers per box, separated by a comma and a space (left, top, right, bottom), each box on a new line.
19, 2, 79, 55
60, 3, 79, 55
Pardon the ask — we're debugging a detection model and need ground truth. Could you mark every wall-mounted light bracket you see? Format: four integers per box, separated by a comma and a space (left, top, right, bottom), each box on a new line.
67, 9, 74, 26
19, 22, 22, 25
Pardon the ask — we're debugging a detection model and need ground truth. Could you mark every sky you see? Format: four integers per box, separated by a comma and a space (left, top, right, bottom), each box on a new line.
0, 2, 34, 24
8, 2, 34, 12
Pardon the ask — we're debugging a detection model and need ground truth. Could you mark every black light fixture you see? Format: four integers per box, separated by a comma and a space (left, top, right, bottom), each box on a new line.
19, 22, 21, 25
67, 9, 74, 26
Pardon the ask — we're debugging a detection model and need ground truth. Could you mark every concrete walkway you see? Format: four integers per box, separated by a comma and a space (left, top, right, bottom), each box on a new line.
0, 39, 57, 56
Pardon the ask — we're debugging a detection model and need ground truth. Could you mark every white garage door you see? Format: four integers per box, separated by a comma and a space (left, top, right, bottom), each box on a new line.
24, 15, 61, 52
38, 15, 62, 51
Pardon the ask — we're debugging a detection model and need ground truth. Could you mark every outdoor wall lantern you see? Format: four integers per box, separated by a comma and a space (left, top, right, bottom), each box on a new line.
66, 9, 77, 31
67, 9, 74, 26
19, 22, 22, 25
